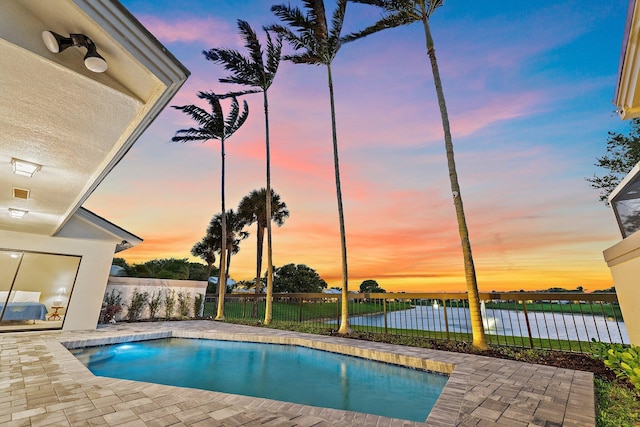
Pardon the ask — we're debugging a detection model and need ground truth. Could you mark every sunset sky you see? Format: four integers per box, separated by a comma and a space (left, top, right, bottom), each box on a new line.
85, 0, 631, 292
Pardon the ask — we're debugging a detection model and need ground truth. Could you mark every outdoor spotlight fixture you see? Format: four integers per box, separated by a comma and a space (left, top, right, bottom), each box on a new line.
11, 158, 41, 177
42, 31, 108, 73
8, 208, 28, 219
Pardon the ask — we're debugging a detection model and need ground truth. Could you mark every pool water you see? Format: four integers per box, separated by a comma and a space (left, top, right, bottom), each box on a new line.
70, 338, 447, 422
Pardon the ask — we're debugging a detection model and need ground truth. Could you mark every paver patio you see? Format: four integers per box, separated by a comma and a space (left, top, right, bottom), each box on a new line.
0, 321, 595, 426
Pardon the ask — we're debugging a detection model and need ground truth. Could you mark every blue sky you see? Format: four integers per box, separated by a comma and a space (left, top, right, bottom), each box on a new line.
86, 0, 631, 291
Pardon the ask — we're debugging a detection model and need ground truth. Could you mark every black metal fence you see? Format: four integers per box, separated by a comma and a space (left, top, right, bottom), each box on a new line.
205, 292, 627, 353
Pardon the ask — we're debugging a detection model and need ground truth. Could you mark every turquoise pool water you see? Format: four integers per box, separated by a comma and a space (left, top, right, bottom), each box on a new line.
70, 338, 447, 422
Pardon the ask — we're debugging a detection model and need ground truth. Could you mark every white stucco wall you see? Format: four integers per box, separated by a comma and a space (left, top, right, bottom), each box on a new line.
105, 276, 207, 320
603, 230, 640, 346
1, 214, 122, 331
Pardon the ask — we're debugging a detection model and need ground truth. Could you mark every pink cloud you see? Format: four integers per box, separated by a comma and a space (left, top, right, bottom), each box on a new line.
136, 15, 236, 46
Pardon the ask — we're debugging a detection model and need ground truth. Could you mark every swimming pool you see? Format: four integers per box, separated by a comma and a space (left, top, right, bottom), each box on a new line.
70, 338, 448, 422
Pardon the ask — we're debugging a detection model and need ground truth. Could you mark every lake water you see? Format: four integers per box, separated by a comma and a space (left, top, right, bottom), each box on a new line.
343, 305, 629, 343
70, 338, 448, 422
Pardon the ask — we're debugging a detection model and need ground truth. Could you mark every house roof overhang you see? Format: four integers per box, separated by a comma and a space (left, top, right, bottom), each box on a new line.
0, 0, 189, 238
615, 0, 640, 119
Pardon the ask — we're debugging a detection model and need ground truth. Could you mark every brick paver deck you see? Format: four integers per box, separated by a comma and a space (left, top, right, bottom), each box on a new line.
0, 321, 595, 426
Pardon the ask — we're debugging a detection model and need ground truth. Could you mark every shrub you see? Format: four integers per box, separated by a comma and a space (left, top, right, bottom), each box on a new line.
593, 340, 640, 394
164, 289, 176, 319
177, 291, 191, 318
126, 289, 148, 321
148, 290, 162, 320
100, 289, 123, 323
194, 293, 204, 318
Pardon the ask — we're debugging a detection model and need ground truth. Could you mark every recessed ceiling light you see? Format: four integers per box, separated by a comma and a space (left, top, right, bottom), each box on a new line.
11, 158, 41, 177
8, 208, 28, 219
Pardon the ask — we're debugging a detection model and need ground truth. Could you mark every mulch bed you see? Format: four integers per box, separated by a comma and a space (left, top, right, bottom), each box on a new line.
332, 330, 620, 383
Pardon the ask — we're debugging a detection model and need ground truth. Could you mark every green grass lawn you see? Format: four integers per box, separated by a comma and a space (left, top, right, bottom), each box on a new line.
203, 300, 410, 321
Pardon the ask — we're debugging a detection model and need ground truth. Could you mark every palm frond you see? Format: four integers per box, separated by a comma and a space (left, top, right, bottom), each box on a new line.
342, 12, 415, 43
349, 0, 385, 5
426, 0, 445, 17
329, 0, 347, 43
264, 29, 284, 83
282, 52, 323, 65
197, 91, 225, 133
271, 4, 312, 33
214, 88, 261, 98
268, 24, 304, 52
171, 128, 214, 143
237, 20, 265, 73
171, 104, 212, 128
224, 98, 249, 137
203, 48, 259, 87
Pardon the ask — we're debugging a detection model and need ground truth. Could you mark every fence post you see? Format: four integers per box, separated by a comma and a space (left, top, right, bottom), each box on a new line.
383, 299, 388, 335
521, 300, 534, 348
299, 297, 303, 322
442, 299, 450, 341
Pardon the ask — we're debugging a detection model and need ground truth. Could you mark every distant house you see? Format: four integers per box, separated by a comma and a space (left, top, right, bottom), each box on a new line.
0, 0, 189, 332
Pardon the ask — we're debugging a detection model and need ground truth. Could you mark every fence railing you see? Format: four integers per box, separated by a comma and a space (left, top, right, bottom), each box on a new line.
204, 291, 628, 353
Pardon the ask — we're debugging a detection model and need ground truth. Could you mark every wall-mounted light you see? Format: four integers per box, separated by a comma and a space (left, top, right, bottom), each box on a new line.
8, 208, 28, 219
11, 158, 41, 177
42, 31, 108, 73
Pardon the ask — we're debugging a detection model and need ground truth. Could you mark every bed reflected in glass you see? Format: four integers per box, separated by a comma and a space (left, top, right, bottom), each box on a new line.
0, 250, 80, 331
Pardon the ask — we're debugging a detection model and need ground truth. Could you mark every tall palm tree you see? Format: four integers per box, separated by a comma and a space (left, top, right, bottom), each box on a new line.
344, 0, 487, 349
203, 20, 283, 324
172, 92, 248, 320
238, 188, 289, 319
207, 210, 250, 282
270, 0, 352, 334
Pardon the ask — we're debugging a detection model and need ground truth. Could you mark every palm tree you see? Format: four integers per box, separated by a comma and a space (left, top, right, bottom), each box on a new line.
191, 236, 217, 279
238, 188, 289, 319
270, 0, 352, 334
203, 20, 283, 325
344, 0, 487, 349
206, 210, 250, 282
172, 92, 248, 320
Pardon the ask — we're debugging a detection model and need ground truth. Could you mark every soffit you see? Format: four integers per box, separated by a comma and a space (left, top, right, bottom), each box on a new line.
0, 0, 188, 237
615, 0, 640, 119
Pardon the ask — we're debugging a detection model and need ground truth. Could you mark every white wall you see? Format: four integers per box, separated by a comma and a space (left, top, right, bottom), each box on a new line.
0, 215, 121, 331
105, 277, 207, 320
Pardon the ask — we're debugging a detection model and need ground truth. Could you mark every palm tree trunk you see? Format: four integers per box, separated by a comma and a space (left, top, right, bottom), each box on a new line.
226, 241, 232, 279
264, 90, 275, 325
327, 64, 350, 334
253, 223, 265, 318
422, 15, 486, 349
216, 138, 227, 320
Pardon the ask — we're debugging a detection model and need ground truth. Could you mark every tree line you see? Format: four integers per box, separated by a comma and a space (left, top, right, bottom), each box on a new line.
112, 256, 388, 295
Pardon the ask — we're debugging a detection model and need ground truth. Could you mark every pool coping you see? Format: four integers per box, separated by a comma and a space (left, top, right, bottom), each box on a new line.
1, 321, 596, 426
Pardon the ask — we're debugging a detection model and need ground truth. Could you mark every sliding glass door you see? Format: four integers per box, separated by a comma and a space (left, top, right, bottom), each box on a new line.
0, 249, 81, 331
